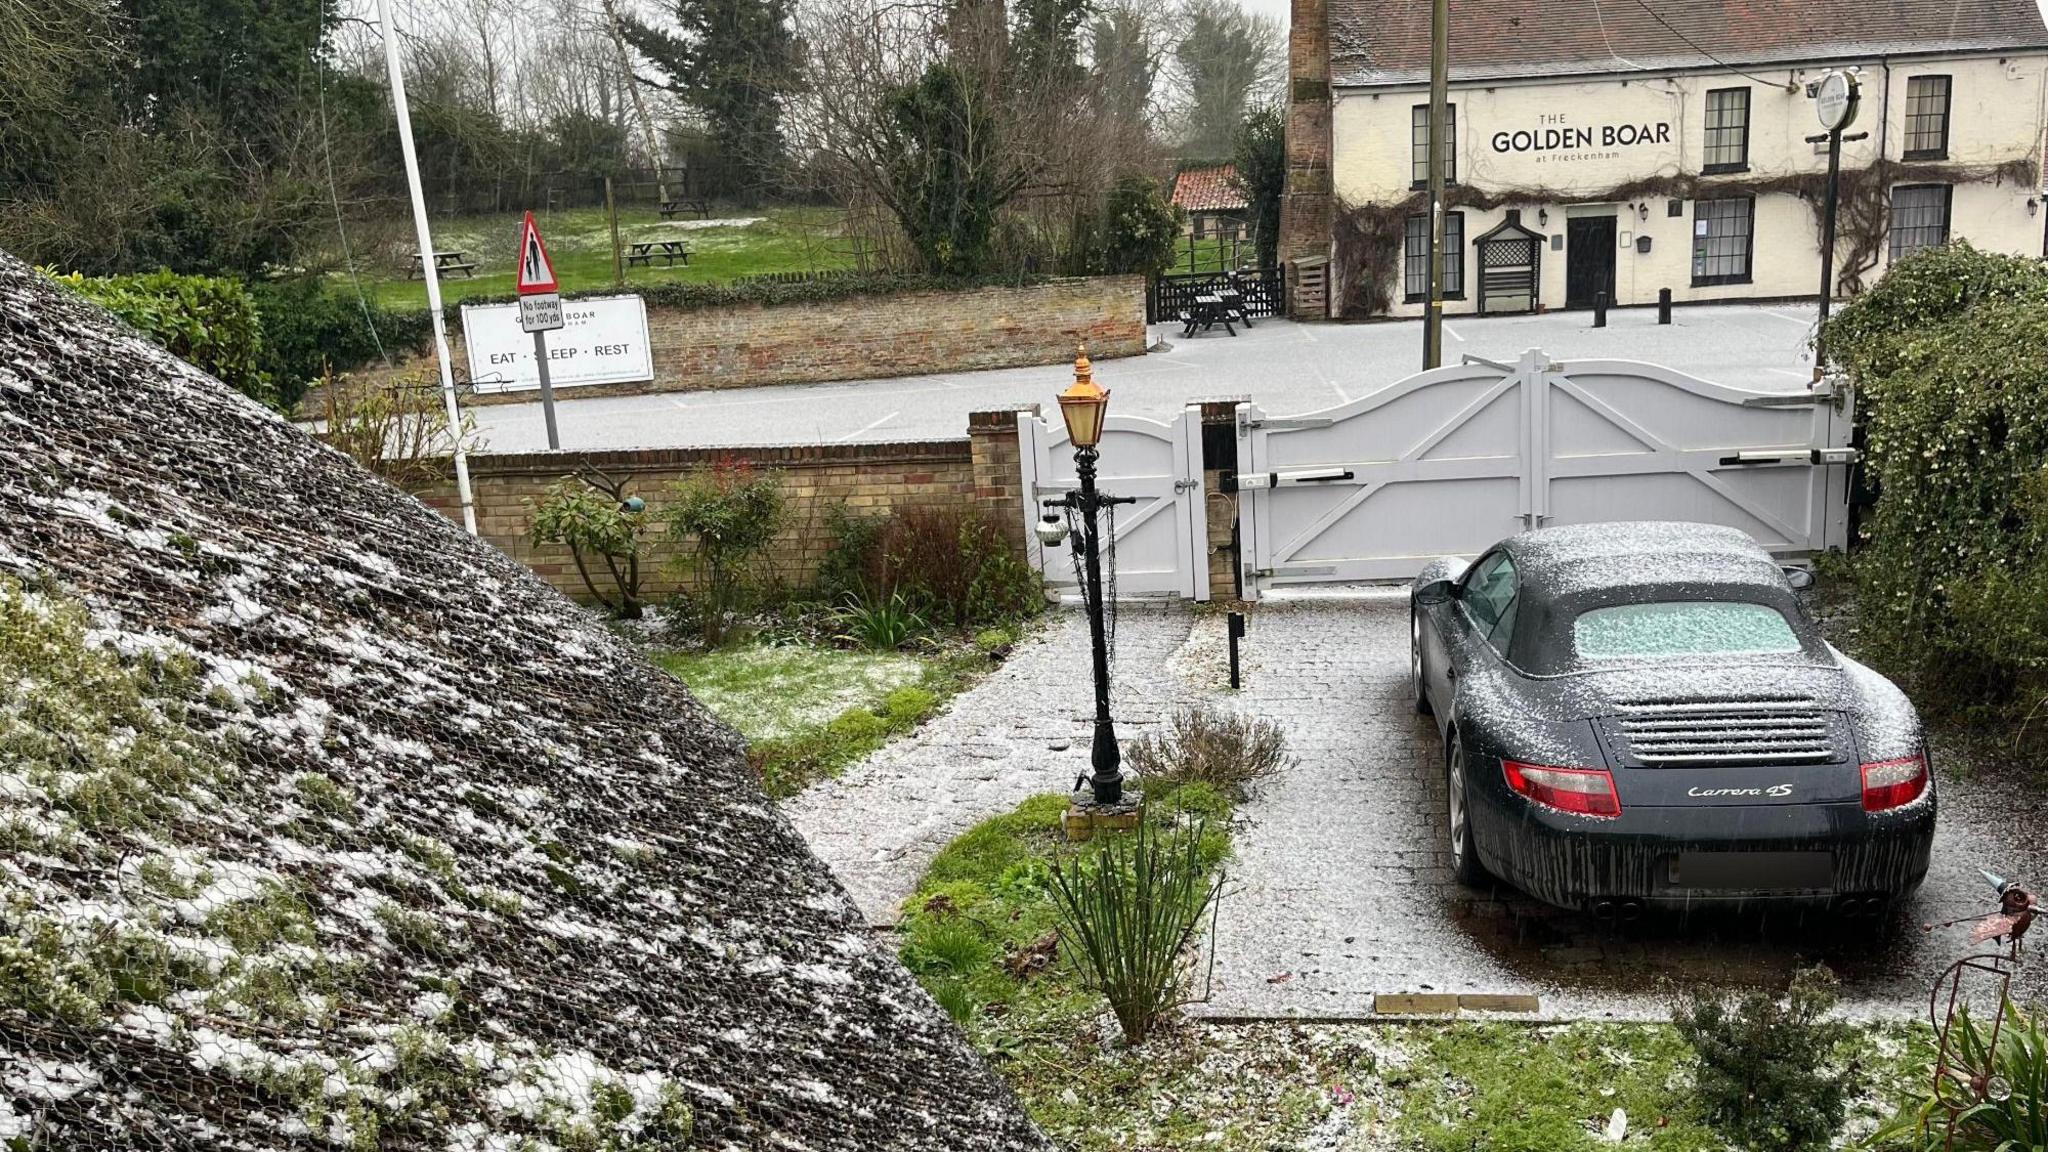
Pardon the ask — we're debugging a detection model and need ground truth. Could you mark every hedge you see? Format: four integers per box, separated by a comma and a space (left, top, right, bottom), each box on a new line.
53, 269, 274, 408
1823, 243, 2048, 716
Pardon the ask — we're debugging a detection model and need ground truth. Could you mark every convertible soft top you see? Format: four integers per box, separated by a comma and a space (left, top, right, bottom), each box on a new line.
1503, 521, 1788, 600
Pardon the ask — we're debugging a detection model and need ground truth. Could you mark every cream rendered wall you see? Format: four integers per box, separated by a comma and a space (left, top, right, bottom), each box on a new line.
1332, 53, 2048, 316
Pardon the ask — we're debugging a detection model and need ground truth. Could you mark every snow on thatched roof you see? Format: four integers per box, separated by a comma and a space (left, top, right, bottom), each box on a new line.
0, 252, 1050, 1151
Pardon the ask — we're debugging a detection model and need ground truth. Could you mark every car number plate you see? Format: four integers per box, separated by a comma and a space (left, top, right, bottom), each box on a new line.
1671, 851, 1833, 891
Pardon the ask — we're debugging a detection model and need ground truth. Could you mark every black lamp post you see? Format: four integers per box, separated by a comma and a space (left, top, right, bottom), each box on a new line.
1040, 348, 1136, 807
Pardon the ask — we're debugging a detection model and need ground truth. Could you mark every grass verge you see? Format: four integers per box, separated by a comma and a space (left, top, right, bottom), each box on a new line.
901, 794, 1939, 1151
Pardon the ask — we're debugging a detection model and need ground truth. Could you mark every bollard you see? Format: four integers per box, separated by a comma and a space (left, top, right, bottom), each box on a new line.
1227, 611, 1246, 689
1658, 287, 1672, 325
1593, 291, 1608, 328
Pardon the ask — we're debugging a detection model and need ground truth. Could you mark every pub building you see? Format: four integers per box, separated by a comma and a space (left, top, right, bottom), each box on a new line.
1277, 0, 2048, 318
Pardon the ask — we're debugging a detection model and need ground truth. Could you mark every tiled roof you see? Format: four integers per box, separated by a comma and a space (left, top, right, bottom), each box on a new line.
1173, 165, 1249, 213
1330, 0, 2048, 86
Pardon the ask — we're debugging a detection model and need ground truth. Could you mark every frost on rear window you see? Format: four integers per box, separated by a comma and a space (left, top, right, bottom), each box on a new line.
1573, 601, 1800, 661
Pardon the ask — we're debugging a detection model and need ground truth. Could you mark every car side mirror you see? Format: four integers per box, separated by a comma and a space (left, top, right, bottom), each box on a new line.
1781, 565, 1815, 591
1414, 577, 1456, 605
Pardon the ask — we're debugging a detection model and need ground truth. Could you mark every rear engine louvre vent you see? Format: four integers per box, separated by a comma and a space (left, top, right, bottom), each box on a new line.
1612, 696, 1835, 766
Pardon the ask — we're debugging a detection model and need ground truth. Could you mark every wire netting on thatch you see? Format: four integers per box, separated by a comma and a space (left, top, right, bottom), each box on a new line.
0, 250, 1051, 1151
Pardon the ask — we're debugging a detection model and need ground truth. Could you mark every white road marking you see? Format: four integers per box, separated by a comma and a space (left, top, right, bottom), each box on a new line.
1330, 380, 1352, 403
1761, 308, 1815, 326
839, 411, 900, 441
1766, 367, 1812, 381
1441, 323, 1466, 343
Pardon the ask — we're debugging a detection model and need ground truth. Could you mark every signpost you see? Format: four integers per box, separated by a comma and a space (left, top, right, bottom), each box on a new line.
1807, 70, 1866, 384
516, 211, 566, 449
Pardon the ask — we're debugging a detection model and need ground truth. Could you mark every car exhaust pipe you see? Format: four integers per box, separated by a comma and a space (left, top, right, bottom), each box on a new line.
1591, 899, 1616, 919
1616, 900, 1644, 922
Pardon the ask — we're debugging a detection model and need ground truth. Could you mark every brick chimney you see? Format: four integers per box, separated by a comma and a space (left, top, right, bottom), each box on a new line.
1279, 0, 1334, 318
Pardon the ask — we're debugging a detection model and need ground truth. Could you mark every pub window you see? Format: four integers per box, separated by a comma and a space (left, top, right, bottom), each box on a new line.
1403, 211, 1465, 301
1889, 184, 1952, 260
1690, 196, 1753, 286
1411, 103, 1458, 187
1702, 87, 1750, 172
1903, 76, 1951, 160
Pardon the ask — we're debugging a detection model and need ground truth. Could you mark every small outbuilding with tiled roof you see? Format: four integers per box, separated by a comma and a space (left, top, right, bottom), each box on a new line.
1171, 164, 1250, 239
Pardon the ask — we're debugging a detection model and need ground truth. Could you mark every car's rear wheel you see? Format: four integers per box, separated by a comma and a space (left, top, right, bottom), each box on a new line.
1446, 732, 1487, 886
1411, 609, 1432, 716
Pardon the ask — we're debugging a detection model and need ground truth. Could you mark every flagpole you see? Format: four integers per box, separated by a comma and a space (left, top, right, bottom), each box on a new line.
374, 0, 477, 535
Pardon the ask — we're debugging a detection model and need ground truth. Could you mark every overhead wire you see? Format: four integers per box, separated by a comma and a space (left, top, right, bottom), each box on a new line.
1627, 0, 1789, 89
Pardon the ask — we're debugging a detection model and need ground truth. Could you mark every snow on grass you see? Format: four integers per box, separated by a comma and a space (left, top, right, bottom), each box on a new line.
653, 644, 925, 741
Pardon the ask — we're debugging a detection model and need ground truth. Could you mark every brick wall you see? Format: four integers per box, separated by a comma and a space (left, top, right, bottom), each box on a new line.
416, 417, 1033, 604
369, 277, 1145, 409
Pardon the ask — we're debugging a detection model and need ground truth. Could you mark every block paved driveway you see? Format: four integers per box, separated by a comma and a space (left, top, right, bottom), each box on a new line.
467, 304, 1826, 453
787, 598, 2048, 1020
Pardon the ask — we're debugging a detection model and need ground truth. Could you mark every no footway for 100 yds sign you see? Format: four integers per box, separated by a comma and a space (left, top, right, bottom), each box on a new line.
516, 212, 564, 333
515, 211, 565, 449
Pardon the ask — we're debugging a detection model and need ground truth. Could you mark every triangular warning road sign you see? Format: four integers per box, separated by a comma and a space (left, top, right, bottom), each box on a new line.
515, 211, 559, 296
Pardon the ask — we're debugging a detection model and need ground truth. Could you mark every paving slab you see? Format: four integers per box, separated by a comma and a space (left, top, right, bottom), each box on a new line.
790, 599, 2048, 1019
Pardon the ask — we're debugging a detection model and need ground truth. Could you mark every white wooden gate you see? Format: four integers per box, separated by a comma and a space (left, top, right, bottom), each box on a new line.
1236, 349, 1854, 597
1018, 409, 1209, 600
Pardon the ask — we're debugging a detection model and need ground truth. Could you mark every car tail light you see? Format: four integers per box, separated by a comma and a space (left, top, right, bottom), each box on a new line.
1861, 753, 1928, 812
1503, 760, 1622, 818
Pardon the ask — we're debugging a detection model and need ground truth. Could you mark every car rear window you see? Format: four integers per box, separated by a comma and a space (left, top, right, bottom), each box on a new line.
1572, 601, 1801, 661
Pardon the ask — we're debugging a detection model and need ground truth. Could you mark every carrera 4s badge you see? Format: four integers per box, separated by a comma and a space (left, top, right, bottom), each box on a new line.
1688, 784, 1795, 798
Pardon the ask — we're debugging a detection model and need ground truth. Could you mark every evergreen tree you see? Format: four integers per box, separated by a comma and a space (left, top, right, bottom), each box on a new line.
1172, 0, 1277, 160
627, 0, 802, 200
1232, 103, 1285, 268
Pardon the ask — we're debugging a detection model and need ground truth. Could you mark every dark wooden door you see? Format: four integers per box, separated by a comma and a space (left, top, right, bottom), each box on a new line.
1565, 216, 1617, 309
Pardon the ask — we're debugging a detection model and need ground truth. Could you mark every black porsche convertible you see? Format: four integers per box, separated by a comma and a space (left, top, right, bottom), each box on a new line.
1410, 521, 1934, 916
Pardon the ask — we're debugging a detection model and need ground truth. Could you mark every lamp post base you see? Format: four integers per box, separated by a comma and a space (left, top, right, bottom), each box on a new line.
1062, 788, 1145, 843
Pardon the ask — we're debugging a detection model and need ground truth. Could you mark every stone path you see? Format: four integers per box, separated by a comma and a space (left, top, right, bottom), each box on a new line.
783, 603, 1210, 925
791, 599, 2048, 1019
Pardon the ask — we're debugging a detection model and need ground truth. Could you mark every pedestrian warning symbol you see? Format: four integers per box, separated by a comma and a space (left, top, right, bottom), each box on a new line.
515, 211, 559, 296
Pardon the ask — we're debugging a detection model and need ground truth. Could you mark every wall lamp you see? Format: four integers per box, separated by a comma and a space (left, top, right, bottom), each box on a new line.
2031, 198, 2040, 217
1537, 208, 1549, 226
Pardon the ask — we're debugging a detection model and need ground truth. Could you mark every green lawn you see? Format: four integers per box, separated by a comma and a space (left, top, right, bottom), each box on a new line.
651, 644, 924, 742
646, 623, 1024, 797
357, 205, 858, 309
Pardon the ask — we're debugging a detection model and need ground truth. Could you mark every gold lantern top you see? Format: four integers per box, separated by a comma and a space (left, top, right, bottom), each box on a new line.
1057, 344, 1110, 448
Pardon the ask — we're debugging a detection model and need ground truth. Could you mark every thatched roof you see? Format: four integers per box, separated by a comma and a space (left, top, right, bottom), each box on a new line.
0, 252, 1050, 1151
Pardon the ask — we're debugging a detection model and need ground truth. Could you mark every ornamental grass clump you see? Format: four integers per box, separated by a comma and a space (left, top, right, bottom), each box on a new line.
1124, 706, 1290, 802
1046, 817, 1222, 1045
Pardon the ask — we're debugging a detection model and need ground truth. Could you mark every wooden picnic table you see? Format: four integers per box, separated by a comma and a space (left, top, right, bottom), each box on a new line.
409, 250, 477, 278
659, 197, 712, 220
626, 240, 690, 268
1180, 293, 1237, 337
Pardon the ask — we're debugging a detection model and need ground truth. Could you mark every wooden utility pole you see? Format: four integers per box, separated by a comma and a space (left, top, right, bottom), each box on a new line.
606, 176, 624, 287
1423, 0, 1449, 368
597, 0, 670, 207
